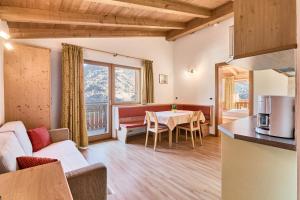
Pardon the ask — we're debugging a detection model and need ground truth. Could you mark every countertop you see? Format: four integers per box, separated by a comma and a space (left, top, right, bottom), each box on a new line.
218, 116, 296, 151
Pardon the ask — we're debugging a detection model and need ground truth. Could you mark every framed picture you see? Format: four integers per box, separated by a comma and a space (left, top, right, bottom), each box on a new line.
159, 74, 168, 84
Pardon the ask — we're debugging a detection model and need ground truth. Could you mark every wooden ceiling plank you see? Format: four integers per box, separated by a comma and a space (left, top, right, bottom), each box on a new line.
166, 1, 233, 41
9, 28, 166, 38
88, 0, 212, 18
0, 6, 185, 29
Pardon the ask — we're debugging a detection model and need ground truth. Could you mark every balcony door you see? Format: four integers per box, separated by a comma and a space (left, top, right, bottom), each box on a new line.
84, 60, 141, 141
84, 61, 112, 141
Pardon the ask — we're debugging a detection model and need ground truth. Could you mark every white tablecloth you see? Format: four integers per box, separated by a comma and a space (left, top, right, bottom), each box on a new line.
153, 110, 205, 130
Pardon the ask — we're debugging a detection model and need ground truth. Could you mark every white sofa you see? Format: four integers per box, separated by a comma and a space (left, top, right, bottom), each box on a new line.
0, 121, 107, 200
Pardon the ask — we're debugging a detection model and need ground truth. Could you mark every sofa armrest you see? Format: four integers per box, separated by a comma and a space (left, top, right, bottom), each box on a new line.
48, 128, 70, 143
66, 163, 107, 200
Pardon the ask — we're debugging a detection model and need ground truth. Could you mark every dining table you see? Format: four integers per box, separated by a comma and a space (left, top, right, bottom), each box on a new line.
149, 110, 206, 147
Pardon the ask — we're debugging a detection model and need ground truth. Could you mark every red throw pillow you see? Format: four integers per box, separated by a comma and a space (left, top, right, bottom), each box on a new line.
17, 156, 58, 169
27, 127, 52, 152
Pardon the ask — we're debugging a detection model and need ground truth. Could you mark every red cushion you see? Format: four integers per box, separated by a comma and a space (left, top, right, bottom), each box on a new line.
17, 156, 58, 169
120, 121, 145, 128
27, 127, 52, 152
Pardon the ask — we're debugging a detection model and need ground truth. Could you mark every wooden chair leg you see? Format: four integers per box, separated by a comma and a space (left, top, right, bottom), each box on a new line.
145, 130, 149, 147
168, 130, 172, 147
199, 129, 203, 145
185, 130, 188, 141
176, 127, 179, 143
154, 132, 158, 151
190, 130, 195, 149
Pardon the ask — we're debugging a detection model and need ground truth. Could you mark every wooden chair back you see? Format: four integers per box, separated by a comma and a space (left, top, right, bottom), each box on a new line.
145, 111, 159, 131
189, 111, 201, 128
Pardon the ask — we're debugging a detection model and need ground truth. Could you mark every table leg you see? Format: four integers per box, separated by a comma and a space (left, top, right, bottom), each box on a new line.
169, 130, 172, 147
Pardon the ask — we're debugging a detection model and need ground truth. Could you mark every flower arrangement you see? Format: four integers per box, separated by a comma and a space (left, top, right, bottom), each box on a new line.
171, 104, 177, 112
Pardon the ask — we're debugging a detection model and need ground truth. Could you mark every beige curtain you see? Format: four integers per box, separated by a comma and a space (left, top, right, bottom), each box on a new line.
224, 76, 235, 110
61, 43, 88, 148
142, 60, 154, 104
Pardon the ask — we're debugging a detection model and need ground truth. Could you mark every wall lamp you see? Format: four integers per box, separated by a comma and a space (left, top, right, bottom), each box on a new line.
187, 68, 196, 74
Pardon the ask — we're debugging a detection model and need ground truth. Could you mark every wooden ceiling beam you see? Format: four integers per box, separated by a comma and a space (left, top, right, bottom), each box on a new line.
9, 28, 166, 39
0, 6, 185, 29
88, 0, 212, 18
166, 1, 233, 41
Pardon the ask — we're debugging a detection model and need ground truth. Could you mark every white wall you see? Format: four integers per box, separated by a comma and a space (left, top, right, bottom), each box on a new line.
0, 45, 4, 125
15, 37, 174, 128
253, 69, 289, 114
173, 18, 233, 105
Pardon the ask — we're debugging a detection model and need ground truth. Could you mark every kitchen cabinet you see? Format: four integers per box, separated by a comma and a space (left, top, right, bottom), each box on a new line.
234, 0, 297, 59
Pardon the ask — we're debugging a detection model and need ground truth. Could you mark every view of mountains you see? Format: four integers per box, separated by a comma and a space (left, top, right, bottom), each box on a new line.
84, 64, 138, 104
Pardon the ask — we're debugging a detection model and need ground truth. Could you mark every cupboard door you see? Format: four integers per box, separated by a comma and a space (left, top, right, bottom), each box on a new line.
234, 0, 297, 59
4, 43, 51, 129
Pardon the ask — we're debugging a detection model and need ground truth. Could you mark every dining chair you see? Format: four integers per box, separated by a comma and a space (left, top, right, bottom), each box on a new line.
175, 111, 203, 148
145, 111, 169, 151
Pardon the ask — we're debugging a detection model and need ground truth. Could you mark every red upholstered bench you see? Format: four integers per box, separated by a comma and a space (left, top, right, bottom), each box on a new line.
112, 104, 213, 143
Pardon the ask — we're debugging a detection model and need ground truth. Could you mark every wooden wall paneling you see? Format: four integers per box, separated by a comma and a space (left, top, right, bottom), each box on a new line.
234, 0, 297, 59
4, 43, 51, 129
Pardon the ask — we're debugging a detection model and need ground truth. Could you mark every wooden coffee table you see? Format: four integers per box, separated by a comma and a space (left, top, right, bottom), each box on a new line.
0, 161, 73, 200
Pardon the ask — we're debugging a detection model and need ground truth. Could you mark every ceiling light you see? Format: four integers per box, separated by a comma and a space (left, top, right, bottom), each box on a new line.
0, 20, 10, 40
0, 31, 10, 40
4, 42, 13, 50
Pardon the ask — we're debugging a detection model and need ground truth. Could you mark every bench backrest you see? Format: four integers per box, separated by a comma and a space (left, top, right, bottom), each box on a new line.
118, 104, 171, 118
176, 104, 213, 124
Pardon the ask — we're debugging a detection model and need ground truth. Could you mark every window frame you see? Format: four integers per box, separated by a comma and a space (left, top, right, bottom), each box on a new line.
112, 64, 142, 105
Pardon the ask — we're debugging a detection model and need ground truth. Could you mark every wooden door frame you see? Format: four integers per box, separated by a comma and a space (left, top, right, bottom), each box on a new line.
214, 62, 254, 136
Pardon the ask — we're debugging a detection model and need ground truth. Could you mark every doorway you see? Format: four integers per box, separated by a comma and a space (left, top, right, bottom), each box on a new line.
215, 63, 254, 136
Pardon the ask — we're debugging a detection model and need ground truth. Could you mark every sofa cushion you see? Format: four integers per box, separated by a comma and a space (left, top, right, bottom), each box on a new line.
0, 121, 33, 155
33, 140, 89, 173
17, 156, 58, 169
28, 127, 52, 152
0, 132, 26, 173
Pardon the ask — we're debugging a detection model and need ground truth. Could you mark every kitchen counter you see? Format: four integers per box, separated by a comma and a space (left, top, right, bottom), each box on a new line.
220, 116, 297, 200
218, 116, 296, 151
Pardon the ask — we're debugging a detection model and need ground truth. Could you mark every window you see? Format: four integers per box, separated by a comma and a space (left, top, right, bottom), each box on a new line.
84, 63, 109, 104
114, 66, 141, 103
234, 80, 249, 100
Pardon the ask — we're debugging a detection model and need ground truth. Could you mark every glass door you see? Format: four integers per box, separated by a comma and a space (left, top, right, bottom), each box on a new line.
84, 60, 111, 141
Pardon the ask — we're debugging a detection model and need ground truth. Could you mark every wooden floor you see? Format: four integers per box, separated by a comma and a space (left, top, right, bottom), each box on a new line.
82, 134, 221, 200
